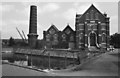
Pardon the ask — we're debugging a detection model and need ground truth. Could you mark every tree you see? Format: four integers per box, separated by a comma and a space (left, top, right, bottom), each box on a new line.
110, 33, 120, 48
8, 37, 15, 46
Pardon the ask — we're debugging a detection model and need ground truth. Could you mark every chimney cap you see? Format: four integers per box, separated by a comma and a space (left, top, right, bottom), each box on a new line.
31, 5, 37, 7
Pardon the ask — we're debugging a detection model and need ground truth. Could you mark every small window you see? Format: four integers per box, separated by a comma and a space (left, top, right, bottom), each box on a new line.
62, 34, 66, 41
101, 25, 106, 30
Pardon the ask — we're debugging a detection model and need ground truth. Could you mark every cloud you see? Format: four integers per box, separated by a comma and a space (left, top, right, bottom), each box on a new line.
1, 19, 29, 39
17, 3, 60, 18
2, 20, 28, 31
76, 4, 91, 14
63, 8, 76, 20
76, 3, 100, 14
111, 15, 118, 21
110, 15, 118, 35
62, 4, 90, 20
42, 3, 60, 13
63, 3, 100, 20
0, 4, 14, 12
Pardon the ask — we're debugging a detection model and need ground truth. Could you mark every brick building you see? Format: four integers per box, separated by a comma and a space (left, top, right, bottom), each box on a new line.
43, 4, 110, 50
28, 4, 110, 50
43, 24, 75, 49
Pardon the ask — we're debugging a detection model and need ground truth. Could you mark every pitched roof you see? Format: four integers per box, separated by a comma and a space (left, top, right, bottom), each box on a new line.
47, 24, 59, 32
63, 24, 74, 32
77, 4, 106, 19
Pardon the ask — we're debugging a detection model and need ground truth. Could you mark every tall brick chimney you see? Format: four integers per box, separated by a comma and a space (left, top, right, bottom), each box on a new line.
27, 5, 38, 48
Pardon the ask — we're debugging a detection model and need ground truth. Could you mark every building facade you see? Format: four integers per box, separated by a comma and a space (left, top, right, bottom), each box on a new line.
43, 24, 75, 49
43, 4, 110, 50
75, 4, 110, 50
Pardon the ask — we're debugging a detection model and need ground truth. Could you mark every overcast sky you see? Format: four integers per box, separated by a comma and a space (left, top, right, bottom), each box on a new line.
0, 1, 118, 39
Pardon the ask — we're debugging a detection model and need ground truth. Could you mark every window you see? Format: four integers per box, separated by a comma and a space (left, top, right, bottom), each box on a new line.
53, 34, 58, 42
90, 10, 94, 20
62, 34, 66, 41
88, 25, 92, 30
79, 33, 83, 42
65, 29, 71, 35
93, 25, 97, 30
102, 33, 106, 42
95, 12, 99, 20
86, 13, 89, 20
79, 24, 84, 30
46, 34, 50, 41
101, 25, 106, 30
49, 28, 55, 34
70, 35, 74, 41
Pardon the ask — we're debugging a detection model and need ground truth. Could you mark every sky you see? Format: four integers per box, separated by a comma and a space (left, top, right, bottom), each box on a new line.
0, 1, 118, 39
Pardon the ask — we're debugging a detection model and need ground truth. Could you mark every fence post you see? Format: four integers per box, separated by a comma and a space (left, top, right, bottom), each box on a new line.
48, 52, 50, 70
64, 52, 67, 69
73, 52, 74, 66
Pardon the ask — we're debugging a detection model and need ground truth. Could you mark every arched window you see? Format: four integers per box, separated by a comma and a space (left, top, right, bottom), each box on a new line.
90, 10, 94, 20
62, 34, 66, 41
53, 34, 58, 42
46, 34, 50, 41
90, 32, 96, 46
79, 33, 83, 42
88, 25, 91, 30
86, 13, 89, 20
102, 33, 106, 42
95, 12, 99, 20
70, 35, 74, 41
49, 29, 55, 35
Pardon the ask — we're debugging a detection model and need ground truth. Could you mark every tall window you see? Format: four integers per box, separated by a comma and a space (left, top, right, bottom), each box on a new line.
86, 13, 89, 20
90, 10, 94, 20
102, 33, 106, 42
53, 34, 58, 42
70, 35, 74, 41
62, 34, 66, 41
93, 25, 97, 30
95, 12, 99, 20
88, 25, 91, 30
46, 34, 50, 41
79, 33, 83, 42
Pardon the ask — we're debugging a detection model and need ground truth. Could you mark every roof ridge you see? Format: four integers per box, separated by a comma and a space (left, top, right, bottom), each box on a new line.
76, 4, 107, 20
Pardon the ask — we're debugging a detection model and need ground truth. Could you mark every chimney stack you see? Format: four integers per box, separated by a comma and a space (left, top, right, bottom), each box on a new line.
27, 5, 38, 48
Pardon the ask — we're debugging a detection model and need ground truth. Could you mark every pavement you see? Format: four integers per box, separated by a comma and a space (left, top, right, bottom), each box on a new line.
2, 64, 49, 76
1, 49, 119, 76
